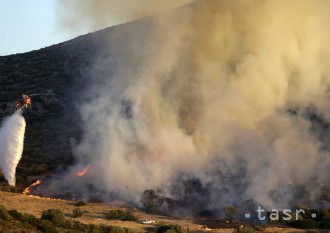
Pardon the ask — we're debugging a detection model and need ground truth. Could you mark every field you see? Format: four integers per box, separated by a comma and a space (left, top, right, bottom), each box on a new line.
0, 190, 320, 233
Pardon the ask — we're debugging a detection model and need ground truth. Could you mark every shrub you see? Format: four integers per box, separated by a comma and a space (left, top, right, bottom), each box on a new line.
106, 210, 138, 221
86, 224, 102, 233
99, 225, 133, 233
23, 213, 42, 227
62, 219, 76, 229
75, 201, 87, 207
0, 205, 12, 220
37, 220, 59, 233
8, 209, 24, 221
71, 220, 88, 231
62, 219, 88, 232
72, 208, 87, 218
121, 214, 138, 221
80, 224, 134, 233
321, 209, 330, 219
157, 224, 186, 233
41, 209, 66, 226
290, 219, 319, 229
234, 227, 256, 233
223, 205, 238, 220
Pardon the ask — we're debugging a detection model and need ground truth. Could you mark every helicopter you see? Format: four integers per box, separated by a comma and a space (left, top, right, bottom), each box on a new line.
14, 90, 55, 112
15, 94, 32, 110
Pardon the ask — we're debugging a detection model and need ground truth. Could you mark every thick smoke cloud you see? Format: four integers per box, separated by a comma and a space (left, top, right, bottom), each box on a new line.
48, 0, 330, 212
0, 110, 26, 186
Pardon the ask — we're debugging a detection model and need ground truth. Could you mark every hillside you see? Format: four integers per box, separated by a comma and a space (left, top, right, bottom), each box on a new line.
0, 25, 118, 190
0, 2, 164, 191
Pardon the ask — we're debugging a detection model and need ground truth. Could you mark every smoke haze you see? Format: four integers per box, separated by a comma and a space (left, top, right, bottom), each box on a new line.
47, 0, 330, 212
0, 110, 26, 187
55, 0, 194, 32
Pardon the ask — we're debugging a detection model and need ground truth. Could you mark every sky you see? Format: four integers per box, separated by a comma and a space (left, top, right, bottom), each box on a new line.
0, 0, 192, 56
0, 0, 72, 56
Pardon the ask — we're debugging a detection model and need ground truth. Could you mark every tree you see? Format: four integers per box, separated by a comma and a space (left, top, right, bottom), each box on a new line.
223, 205, 238, 220
41, 209, 65, 226
141, 189, 159, 213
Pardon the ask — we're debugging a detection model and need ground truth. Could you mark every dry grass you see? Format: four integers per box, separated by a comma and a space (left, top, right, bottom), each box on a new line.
0, 190, 312, 233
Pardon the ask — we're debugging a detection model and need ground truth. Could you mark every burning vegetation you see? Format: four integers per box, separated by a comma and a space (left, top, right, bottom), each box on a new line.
75, 165, 91, 177
22, 179, 42, 195
21, 179, 70, 202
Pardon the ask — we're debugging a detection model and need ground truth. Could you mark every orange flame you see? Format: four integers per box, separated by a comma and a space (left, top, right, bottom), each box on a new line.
76, 165, 91, 177
22, 179, 43, 195
22, 179, 72, 202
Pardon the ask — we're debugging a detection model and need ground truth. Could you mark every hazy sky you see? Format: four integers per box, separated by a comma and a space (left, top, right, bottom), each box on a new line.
0, 0, 192, 56
0, 0, 72, 56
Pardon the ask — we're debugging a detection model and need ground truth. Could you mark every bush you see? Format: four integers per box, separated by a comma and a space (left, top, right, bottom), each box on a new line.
41, 209, 66, 226
37, 220, 59, 233
106, 210, 138, 221
0, 205, 12, 220
62, 219, 76, 229
86, 224, 102, 233
81, 224, 134, 233
62, 219, 91, 232
234, 227, 256, 233
157, 224, 186, 233
223, 205, 238, 220
22, 213, 42, 227
290, 219, 319, 229
8, 209, 24, 221
100, 225, 133, 233
321, 209, 330, 219
75, 201, 87, 207
72, 208, 87, 218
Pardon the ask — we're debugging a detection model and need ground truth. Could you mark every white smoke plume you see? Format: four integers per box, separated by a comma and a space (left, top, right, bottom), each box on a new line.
0, 110, 26, 187
45, 0, 330, 211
